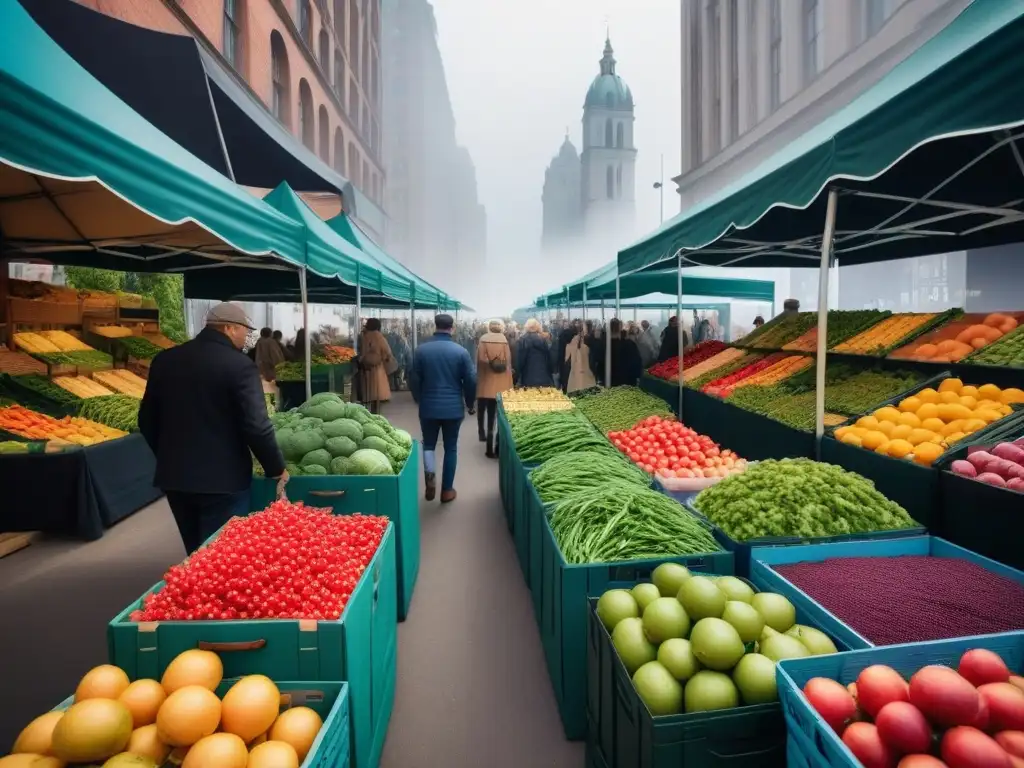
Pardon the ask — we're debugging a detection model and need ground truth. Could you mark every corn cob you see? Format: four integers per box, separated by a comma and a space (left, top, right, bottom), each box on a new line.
39, 330, 92, 352
54, 376, 115, 399
92, 325, 134, 338
92, 370, 146, 398
14, 332, 62, 354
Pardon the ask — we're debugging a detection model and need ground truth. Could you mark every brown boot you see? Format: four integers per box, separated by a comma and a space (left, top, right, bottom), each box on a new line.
424, 472, 436, 501
440, 489, 457, 504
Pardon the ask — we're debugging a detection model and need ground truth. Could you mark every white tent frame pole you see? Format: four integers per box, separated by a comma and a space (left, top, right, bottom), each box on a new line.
299, 266, 311, 402
677, 252, 684, 420
582, 284, 588, 322
410, 303, 417, 350
355, 281, 362, 353
814, 189, 839, 447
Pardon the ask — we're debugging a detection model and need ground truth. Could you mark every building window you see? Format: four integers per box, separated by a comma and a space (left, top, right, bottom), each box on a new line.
299, 0, 312, 46
334, 52, 345, 100
270, 31, 291, 127
319, 29, 330, 71
361, 28, 369, 96
298, 79, 314, 149
370, 56, 379, 106
728, 0, 739, 141
708, 0, 721, 154
606, 166, 614, 199
371, 173, 378, 202
604, 118, 613, 148
362, 160, 369, 193
349, 1, 359, 81
746, 0, 758, 126
223, 0, 241, 68
615, 122, 624, 148
335, 0, 345, 48
334, 127, 345, 175
318, 105, 330, 162
348, 144, 360, 185
689, 0, 702, 167
865, 0, 896, 38
615, 165, 622, 198
769, 0, 781, 110
348, 80, 358, 119
803, 0, 823, 83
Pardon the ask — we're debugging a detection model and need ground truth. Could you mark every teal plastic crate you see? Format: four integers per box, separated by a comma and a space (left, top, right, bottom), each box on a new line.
588, 600, 785, 768
684, 503, 925, 578
48, 680, 350, 768
527, 479, 546, 625
777, 631, 1024, 768
251, 442, 420, 622
750, 535, 1024, 650
586, 574, 853, 768
107, 524, 397, 768
540, 513, 734, 740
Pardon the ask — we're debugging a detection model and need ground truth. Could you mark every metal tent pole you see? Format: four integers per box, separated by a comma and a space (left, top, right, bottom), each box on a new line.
299, 267, 311, 402
677, 253, 684, 419
355, 281, 362, 353
814, 189, 840, 453
582, 284, 588, 323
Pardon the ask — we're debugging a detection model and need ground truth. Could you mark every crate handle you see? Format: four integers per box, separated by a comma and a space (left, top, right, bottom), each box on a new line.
613, 668, 636, 724
308, 490, 346, 498
198, 639, 266, 652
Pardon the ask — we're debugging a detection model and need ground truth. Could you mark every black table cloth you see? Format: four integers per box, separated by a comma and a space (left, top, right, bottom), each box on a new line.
0, 433, 161, 540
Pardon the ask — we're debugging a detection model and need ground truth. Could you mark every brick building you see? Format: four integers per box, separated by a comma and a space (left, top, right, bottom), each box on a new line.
76, 0, 386, 239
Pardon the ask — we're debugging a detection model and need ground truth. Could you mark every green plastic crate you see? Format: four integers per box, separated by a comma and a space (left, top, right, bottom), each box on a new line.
512, 456, 537, 584
588, 597, 789, 768
539, 513, 734, 740
250, 442, 420, 622
107, 525, 397, 768
527, 480, 546, 625
49, 680, 350, 768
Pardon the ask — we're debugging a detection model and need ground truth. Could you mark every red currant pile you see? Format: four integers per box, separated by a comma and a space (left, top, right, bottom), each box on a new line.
131, 501, 388, 622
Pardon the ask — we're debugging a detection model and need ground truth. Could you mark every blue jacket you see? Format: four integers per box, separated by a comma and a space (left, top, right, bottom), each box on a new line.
410, 333, 477, 420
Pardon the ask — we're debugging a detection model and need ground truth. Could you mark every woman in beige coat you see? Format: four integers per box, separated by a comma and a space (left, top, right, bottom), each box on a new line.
357, 318, 394, 414
476, 319, 513, 458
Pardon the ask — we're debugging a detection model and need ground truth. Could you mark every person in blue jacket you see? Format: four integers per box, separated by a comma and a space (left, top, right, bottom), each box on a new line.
410, 313, 477, 503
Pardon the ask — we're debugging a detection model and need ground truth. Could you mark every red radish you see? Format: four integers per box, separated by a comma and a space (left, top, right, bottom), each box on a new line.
992, 443, 1024, 464
910, 666, 980, 728
844, 722, 898, 768
1008, 478, 1024, 492
971, 696, 992, 732
876, 701, 934, 755
960, 649, 1011, 687
941, 726, 1012, 768
978, 473, 1008, 488
860, 666, 911, 718
897, 756, 948, 768
996, 731, 1024, 759
1010, 677, 1024, 694
951, 460, 977, 478
968, 452, 998, 471
979, 683, 1024, 731
804, 677, 858, 734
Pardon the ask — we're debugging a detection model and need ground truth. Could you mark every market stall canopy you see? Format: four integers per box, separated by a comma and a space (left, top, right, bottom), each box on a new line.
537, 261, 774, 305
0, 0, 309, 277
15, 0, 383, 228
617, 0, 1024, 275
326, 213, 462, 310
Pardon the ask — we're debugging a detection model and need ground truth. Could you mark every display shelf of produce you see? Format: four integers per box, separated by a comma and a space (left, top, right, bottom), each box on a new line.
639, 374, 680, 414
108, 522, 397, 768
830, 309, 960, 357
734, 312, 819, 351
41, 679, 351, 768
536, 496, 732, 739
251, 444, 420, 622
936, 422, 1024, 570
749, 536, 1024, 651
0, 349, 47, 376
777, 631, 1024, 768
682, 348, 758, 389
966, 320, 1024, 369
782, 310, 893, 352
888, 311, 1023, 364
688, 459, 924, 577
586, 586, 852, 768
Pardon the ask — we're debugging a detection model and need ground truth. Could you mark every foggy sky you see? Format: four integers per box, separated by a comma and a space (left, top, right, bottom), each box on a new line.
430, 0, 681, 313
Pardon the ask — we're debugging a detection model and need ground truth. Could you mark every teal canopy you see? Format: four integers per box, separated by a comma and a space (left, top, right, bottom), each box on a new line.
617, 0, 1024, 275
537, 261, 774, 305
0, 0, 308, 273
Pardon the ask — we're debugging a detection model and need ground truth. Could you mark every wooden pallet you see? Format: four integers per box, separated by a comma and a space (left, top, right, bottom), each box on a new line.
0, 531, 39, 559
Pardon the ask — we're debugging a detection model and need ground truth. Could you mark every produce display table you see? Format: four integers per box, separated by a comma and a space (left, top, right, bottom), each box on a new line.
249, 442, 421, 621
0, 433, 160, 540
638, 374, 680, 415
683, 388, 815, 461
277, 363, 353, 410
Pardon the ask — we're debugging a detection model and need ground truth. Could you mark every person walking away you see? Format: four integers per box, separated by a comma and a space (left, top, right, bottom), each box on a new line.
556, 320, 578, 393
515, 318, 554, 387
564, 326, 597, 394
410, 314, 476, 502
608, 318, 644, 387
254, 326, 286, 402
139, 303, 288, 555
637, 320, 659, 368
476, 319, 513, 458
357, 318, 394, 414
658, 316, 686, 363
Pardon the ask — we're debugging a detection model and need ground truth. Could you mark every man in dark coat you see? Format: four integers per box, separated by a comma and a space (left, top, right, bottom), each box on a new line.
606, 318, 644, 387
139, 303, 287, 555
658, 315, 687, 362
410, 314, 477, 504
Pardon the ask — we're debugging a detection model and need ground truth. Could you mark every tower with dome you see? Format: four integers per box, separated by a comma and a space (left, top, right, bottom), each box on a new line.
542, 36, 637, 254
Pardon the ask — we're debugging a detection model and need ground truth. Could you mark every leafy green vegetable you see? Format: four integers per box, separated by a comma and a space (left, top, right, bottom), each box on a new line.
572, 386, 674, 433
300, 448, 333, 471
361, 435, 390, 454
349, 448, 394, 475
77, 395, 139, 432
530, 450, 650, 503
325, 435, 359, 458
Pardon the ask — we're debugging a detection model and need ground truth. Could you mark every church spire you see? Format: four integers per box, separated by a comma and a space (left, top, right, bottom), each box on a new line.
600, 35, 616, 76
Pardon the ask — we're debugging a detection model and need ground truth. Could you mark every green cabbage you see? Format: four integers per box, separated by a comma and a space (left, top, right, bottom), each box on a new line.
325, 435, 359, 458
321, 418, 363, 442
391, 429, 413, 449
346, 404, 372, 424
300, 448, 333, 471
348, 448, 394, 475
300, 399, 348, 422
361, 435, 390, 454
281, 429, 324, 461
361, 422, 387, 440
305, 392, 342, 407
285, 462, 302, 476
302, 464, 327, 475
330, 456, 355, 475
294, 417, 323, 431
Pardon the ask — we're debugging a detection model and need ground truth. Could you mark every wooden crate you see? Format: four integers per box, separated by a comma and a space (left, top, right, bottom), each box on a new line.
0, 531, 39, 559
7, 297, 82, 326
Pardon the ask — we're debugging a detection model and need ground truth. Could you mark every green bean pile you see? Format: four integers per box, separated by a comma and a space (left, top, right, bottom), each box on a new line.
511, 410, 618, 464
530, 450, 650, 503
78, 395, 139, 432
573, 386, 674, 433
549, 484, 722, 564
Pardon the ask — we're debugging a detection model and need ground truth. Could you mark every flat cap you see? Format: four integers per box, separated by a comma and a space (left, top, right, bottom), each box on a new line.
206, 302, 255, 330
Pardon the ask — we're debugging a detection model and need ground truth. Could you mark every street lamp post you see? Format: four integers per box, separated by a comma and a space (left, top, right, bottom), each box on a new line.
652, 153, 665, 224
